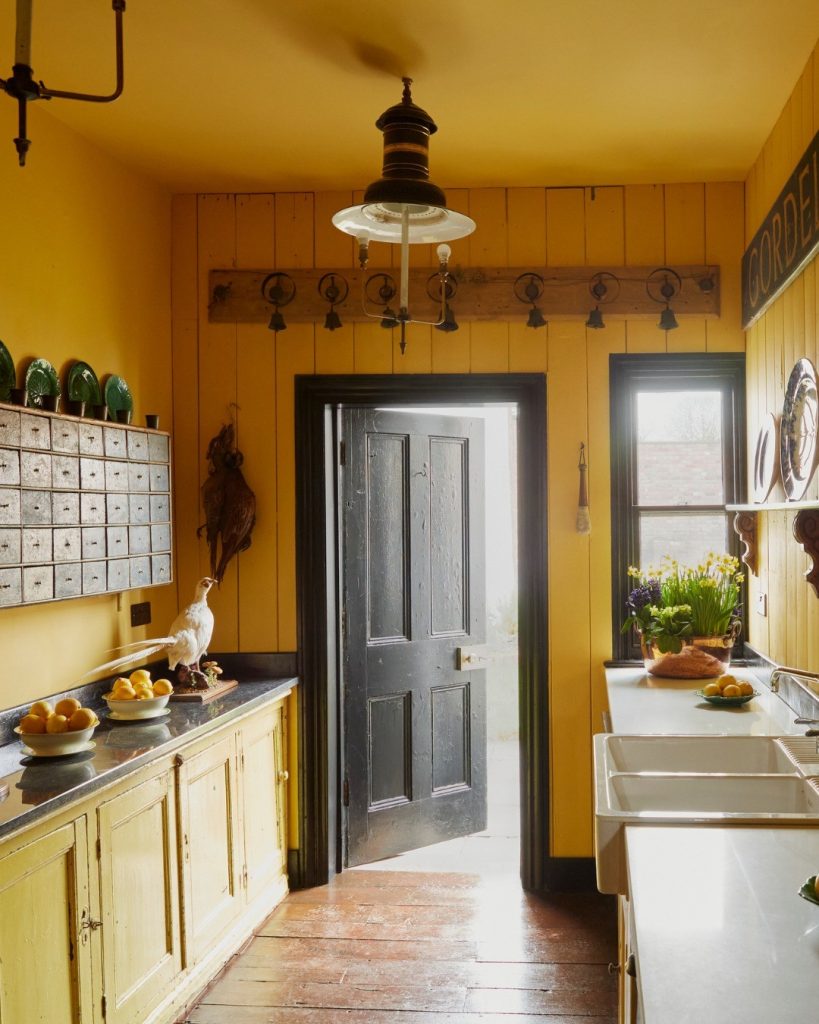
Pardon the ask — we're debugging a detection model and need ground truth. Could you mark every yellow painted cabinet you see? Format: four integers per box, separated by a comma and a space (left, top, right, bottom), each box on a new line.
176, 732, 243, 967
96, 771, 182, 1024
0, 818, 95, 1024
238, 699, 288, 903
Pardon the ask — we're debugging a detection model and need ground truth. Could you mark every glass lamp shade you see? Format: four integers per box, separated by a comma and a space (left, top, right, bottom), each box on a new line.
332, 202, 475, 245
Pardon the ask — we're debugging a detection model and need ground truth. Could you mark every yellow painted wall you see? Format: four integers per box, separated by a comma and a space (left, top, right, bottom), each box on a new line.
744, 42, 819, 670
172, 182, 745, 857
0, 101, 175, 708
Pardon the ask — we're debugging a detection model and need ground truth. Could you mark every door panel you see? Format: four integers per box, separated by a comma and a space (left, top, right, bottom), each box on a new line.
344, 409, 486, 866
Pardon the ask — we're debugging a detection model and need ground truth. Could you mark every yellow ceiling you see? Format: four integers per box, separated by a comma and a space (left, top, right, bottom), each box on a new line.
1, 0, 818, 192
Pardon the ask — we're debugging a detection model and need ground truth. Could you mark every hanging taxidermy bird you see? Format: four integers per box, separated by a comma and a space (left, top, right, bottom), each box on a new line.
198, 422, 257, 583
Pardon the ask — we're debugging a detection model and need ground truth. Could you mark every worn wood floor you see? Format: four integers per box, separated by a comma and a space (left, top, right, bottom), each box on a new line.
182, 870, 618, 1023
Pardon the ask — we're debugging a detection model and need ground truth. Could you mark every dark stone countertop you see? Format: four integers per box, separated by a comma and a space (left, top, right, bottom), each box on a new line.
0, 677, 298, 843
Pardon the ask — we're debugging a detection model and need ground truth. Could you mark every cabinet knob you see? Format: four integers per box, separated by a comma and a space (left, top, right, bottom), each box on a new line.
278, 770, 289, 782
607, 962, 620, 976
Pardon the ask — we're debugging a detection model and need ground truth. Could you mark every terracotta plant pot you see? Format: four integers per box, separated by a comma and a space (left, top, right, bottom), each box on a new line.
640, 634, 734, 679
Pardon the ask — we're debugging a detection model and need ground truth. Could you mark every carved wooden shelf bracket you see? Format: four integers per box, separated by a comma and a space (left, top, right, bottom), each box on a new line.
733, 510, 758, 576
793, 509, 819, 597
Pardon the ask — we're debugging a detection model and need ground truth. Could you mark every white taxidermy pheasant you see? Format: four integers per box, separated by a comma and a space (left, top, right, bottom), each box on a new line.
84, 578, 217, 681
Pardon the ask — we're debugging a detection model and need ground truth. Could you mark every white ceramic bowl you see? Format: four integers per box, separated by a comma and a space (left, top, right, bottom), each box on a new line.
104, 692, 170, 719
15, 721, 98, 756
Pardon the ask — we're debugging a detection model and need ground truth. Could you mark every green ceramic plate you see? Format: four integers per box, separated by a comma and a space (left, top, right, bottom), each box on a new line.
0, 341, 14, 402
25, 358, 60, 407
67, 361, 102, 405
104, 374, 133, 415
696, 689, 759, 706
798, 876, 819, 906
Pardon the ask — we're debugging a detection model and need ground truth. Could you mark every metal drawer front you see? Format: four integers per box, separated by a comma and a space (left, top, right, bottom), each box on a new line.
150, 523, 171, 552
23, 565, 53, 602
52, 455, 79, 490
103, 425, 127, 458
148, 434, 169, 462
150, 464, 169, 492
21, 491, 51, 525
81, 527, 105, 559
0, 489, 21, 525
104, 461, 128, 492
79, 457, 105, 489
107, 558, 130, 591
151, 553, 171, 584
20, 414, 50, 449
22, 528, 51, 563
0, 449, 20, 486
51, 420, 79, 453
107, 525, 128, 557
129, 555, 150, 588
127, 430, 149, 460
54, 563, 82, 598
54, 528, 81, 562
53, 493, 79, 525
21, 451, 51, 488
0, 567, 22, 606
80, 493, 105, 525
79, 423, 104, 456
128, 525, 150, 555
128, 462, 150, 492
150, 494, 170, 522
0, 528, 21, 565
0, 409, 20, 447
129, 494, 149, 525
106, 493, 129, 525
82, 561, 106, 595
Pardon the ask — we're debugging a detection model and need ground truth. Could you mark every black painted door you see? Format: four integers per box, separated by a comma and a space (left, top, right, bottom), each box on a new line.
342, 408, 487, 867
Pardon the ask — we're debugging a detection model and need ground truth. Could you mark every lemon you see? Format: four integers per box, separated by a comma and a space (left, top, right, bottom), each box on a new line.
814, 876, 819, 899
55, 697, 81, 718
136, 689, 155, 700
702, 682, 721, 697
68, 708, 98, 731
19, 714, 47, 734
112, 677, 132, 693
722, 683, 741, 697
739, 681, 754, 696
152, 679, 173, 696
46, 714, 69, 734
112, 684, 137, 701
130, 669, 152, 687
29, 700, 53, 720
717, 674, 737, 691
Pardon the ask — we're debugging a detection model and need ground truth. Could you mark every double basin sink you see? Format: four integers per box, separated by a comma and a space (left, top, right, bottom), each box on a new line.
594, 734, 819, 893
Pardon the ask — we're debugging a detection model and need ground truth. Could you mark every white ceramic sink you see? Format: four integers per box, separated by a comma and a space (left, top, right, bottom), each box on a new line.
603, 734, 797, 774
593, 733, 819, 894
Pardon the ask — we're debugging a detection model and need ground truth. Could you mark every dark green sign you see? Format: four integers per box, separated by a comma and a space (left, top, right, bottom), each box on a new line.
742, 130, 819, 329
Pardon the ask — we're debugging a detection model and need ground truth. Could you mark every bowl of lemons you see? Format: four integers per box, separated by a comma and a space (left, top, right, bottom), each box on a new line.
14, 697, 100, 757
696, 674, 760, 706
104, 670, 174, 720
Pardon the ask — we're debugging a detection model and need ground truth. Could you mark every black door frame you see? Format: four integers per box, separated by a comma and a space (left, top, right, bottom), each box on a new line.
293, 373, 591, 892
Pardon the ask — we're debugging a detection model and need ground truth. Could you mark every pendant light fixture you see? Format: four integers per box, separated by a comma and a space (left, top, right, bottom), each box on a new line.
1, 0, 126, 166
332, 78, 475, 354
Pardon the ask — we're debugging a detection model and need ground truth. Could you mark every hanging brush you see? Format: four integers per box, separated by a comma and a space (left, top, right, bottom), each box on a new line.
576, 442, 590, 534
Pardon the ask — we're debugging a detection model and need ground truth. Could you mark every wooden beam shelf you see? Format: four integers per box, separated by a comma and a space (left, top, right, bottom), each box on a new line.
207, 264, 720, 325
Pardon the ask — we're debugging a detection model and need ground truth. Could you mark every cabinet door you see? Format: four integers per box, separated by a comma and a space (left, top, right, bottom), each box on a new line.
0, 819, 94, 1024
239, 702, 288, 904
97, 772, 181, 1024
177, 733, 242, 966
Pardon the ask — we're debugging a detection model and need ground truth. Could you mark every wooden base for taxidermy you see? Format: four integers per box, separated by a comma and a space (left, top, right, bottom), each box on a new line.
169, 677, 239, 703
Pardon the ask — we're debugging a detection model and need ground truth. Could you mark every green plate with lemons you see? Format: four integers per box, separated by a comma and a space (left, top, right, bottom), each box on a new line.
799, 875, 819, 906
696, 689, 759, 707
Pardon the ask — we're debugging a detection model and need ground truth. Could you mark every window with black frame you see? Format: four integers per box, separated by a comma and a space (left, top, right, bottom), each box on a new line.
610, 353, 746, 661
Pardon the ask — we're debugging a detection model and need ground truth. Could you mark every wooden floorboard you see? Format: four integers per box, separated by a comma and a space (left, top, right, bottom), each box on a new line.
181, 870, 618, 1023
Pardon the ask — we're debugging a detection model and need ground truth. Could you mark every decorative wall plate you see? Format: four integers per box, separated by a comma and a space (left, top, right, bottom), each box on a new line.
753, 412, 780, 502
104, 374, 133, 415
780, 358, 819, 500
24, 358, 61, 407
0, 341, 14, 402
67, 361, 102, 405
